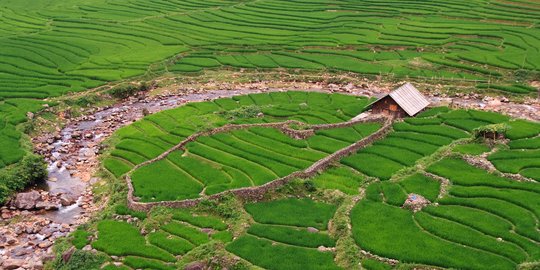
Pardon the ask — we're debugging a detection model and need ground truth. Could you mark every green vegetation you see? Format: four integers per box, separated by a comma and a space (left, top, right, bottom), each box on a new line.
1, 0, 538, 207
350, 156, 540, 270
245, 198, 337, 230
72, 229, 91, 249
51, 250, 108, 270
105, 91, 379, 201
92, 220, 176, 262
0, 0, 538, 102
89, 99, 539, 270
399, 174, 440, 202
0, 154, 48, 203
0, 98, 50, 202
342, 108, 513, 180
488, 119, 540, 180
228, 198, 340, 270
310, 167, 364, 195
454, 143, 490, 155
90, 209, 231, 268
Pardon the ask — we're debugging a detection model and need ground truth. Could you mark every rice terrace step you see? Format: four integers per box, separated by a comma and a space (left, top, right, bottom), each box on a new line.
0, 0, 539, 269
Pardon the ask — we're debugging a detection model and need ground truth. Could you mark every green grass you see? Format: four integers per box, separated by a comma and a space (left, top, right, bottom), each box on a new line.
454, 143, 490, 155
228, 198, 340, 269
162, 221, 210, 246
247, 223, 336, 248
92, 220, 175, 262
226, 235, 341, 270
487, 121, 540, 180
1, 0, 539, 207
148, 231, 194, 255
399, 174, 440, 202
71, 229, 91, 249
350, 200, 516, 270
123, 256, 175, 270
361, 258, 392, 270
172, 209, 227, 230
310, 167, 364, 195
351, 154, 540, 269
245, 198, 337, 230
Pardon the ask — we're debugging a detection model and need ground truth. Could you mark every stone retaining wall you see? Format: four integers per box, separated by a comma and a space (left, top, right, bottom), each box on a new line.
126, 115, 392, 212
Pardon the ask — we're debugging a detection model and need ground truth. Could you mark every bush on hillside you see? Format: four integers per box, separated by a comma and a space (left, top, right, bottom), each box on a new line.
109, 82, 151, 99
0, 154, 47, 203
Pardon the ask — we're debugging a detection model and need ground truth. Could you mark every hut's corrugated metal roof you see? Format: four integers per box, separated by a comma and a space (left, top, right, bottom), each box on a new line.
368, 83, 429, 116
389, 83, 430, 116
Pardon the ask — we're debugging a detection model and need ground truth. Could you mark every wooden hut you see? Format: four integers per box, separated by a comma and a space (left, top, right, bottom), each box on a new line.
368, 83, 429, 118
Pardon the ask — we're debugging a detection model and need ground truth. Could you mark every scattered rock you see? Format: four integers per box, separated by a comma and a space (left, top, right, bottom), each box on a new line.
59, 193, 77, 206
185, 261, 206, 270
317, 246, 335, 252
62, 246, 76, 263
3, 258, 25, 270
402, 193, 430, 212
12, 191, 41, 210
35, 201, 59, 211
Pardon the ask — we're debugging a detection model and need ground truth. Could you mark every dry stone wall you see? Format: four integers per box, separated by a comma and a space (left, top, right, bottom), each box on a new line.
126, 115, 392, 212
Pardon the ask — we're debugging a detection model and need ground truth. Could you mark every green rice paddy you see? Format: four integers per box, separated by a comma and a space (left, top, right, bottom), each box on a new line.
1, 0, 538, 268
92, 92, 540, 269
105, 91, 378, 201
1, 0, 539, 100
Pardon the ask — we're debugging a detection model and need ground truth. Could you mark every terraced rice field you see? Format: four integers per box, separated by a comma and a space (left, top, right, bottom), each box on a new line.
1, 0, 539, 208
226, 198, 340, 270
488, 120, 540, 181
104, 91, 376, 200
0, 99, 50, 170
93, 98, 540, 269
1, 0, 539, 100
352, 158, 540, 270
342, 108, 510, 180
130, 122, 380, 201
92, 209, 231, 270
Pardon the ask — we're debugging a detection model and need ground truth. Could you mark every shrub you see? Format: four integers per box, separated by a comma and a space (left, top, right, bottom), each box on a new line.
108, 82, 150, 99
0, 154, 47, 203
52, 250, 107, 270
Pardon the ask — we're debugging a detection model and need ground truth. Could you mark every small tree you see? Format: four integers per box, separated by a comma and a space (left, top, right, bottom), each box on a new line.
473, 123, 509, 140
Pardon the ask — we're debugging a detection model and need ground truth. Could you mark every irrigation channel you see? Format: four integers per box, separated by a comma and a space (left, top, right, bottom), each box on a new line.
1, 84, 539, 267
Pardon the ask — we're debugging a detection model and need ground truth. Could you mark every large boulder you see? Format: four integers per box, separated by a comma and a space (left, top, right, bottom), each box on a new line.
3, 258, 25, 270
12, 190, 41, 210
59, 193, 77, 206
